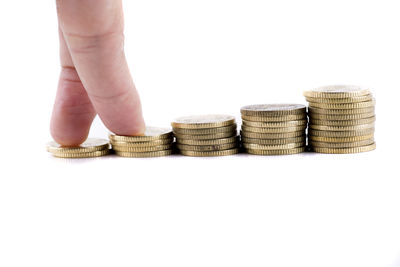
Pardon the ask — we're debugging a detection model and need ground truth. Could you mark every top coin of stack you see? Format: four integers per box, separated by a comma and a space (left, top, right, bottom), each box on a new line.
171, 115, 239, 156
47, 138, 111, 158
109, 127, 174, 157
304, 85, 376, 154
240, 104, 307, 155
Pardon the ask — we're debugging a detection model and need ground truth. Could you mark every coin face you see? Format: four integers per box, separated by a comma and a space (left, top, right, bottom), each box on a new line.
47, 138, 110, 153
109, 127, 173, 142
304, 85, 371, 98
171, 114, 235, 129
241, 104, 306, 116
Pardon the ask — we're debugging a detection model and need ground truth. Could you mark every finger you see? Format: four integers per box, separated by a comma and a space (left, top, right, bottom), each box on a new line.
56, 0, 145, 136
50, 26, 96, 146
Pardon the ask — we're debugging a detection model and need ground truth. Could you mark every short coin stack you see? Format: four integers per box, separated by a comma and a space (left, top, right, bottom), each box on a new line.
240, 104, 307, 155
47, 138, 110, 158
109, 127, 174, 157
172, 115, 239, 156
304, 85, 376, 154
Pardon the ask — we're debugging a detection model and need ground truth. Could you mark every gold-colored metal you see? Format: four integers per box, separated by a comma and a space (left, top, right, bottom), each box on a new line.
242, 142, 305, 150
173, 124, 236, 135
241, 125, 306, 133
305, 95, 373, 103
176, 136, 238, 146
174, 131, 237, 140
115, 150, 173, 158
180, 148, 239, 157
308, 112, 375, 121
241, 136, 305, 145
112, 144, 173, 152
309, 139, 375, 148
110, 138, 173, 147
109, 127, 173, 142
308, 128, 375, 137
176, 142, 238, 152
171, 114, 235, 129
303, 85, 371, 98
242, 120, 307, 128
240, 104, 306, 116
308, 106, 375, 115
51, 149, 110, 158
240, 131, 305, 139
309, 123, 375, 131
46, 138, 109, 154
241, 114, 307, 122
308, 100, 375, 110
308, 134, 374, 143
311, 143, 376, 154
244, 147, 306, 155
309, 117, 375, 126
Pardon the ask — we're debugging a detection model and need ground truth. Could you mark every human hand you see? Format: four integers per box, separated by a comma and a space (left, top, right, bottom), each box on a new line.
51, 0, 145, 146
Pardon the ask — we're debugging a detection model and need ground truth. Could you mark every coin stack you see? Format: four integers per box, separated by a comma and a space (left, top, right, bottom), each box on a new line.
171, 115, 239, 156
304, 85, 376, 154
47, 138, 111, 158
240, 104, 307, 155
109, 127, 174, 157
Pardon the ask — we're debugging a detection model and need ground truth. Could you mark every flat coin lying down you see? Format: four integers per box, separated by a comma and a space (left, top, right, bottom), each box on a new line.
47, 138, 110, 158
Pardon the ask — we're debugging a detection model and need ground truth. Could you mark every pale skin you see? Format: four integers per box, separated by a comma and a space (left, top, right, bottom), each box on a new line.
51, 0, 145, 146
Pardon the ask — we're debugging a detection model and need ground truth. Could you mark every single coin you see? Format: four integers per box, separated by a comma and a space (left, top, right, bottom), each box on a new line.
241, 136, 305, 145
109, 127, 173, 142
176, 142, 237, 152
309, 123, 375, 131
303, 85, 371, 98
242, 142, 305, 150
308, 134, 374, 143
241, 114, 307, 122
305, 94, 372, 103
51, 149, 110, 158
174, 131, 237, 140
110, 138, 173, 147
173, 124, 236, 135
311, 143, 376, 154
112, 144, 173, 152
115, 150, 173, 158
244, 147, 306, 155
308, 112, 375, 121
308, 128, 375, 137
176, 136, 238, 145
240, 104, 306, 116
241, 125, 306, 133
308, 106, 375, 115
180, 148, 239, 157
309, 117, 376, 126
242, 120, 307, 128
310, 139, 375, 148
171, 114, 235, 129
240, 130, 305, 139
47, 138, 109, 154
308, 100, 375, 110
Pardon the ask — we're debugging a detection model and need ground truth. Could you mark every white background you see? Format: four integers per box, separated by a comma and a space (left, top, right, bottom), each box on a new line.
0, 0, 399, 266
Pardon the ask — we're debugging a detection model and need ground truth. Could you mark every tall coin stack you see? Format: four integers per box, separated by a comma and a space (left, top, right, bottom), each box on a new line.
172, 115, 239, 156
304, 85, 376, 154
109, 127, 174, 157
240, 104, 307, 155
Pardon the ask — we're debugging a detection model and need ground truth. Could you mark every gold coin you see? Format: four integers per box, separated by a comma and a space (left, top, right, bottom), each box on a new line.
241, 125, 306, 133
51, 149, 110, 158
308, 134, 374, 143
109, 127, 173, 142
112, 144, 173, 152
176, 142, 237, 152
241, 136, 305, 145
305, 95, 372, 103
311, 143, 376, 154
240, 104, 306, 116
308, 106, 375, 115
310, 139, 374, 148
171, 114, 235, 129
177, 136, 238, 146
110, 138, 173, 147
241, 114, 307, 122
303, 85, 371, 98
173, 124, 236, 135
241, 131, 305, 139
47, 138, 110, 154
115, 150, 173, 158
174, 131, 237, 140
242, 120, 307, 128
308, 112, 375, 121
242, 142, 305, 150
309, 123, 375, 131
244, 147, 306, 155
309, 117, 375, 126
308, 128, 375, 137
180, 148, 239, 157
308, 100, 375, 110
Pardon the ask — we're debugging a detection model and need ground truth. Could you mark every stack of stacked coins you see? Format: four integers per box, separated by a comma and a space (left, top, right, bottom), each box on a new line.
47, 138, 111, 158
240, 104, 307, 155
304, 85, 376, 154
172, 115, 239, 156
109, 127, 174, 157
